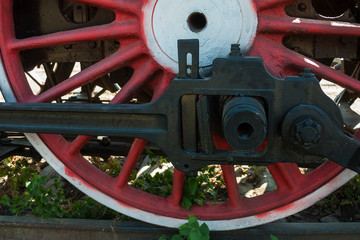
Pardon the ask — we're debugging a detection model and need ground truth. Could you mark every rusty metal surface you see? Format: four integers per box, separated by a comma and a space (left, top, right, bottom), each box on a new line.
1, 216, 360, 240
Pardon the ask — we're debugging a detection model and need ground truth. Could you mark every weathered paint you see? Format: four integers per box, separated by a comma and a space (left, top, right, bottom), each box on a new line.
0, 0, 358, 231
142, 0, 258, 72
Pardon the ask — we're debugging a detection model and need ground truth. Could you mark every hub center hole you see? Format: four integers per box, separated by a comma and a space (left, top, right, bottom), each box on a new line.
187, 12, 207, 33
238, 123, 254, 139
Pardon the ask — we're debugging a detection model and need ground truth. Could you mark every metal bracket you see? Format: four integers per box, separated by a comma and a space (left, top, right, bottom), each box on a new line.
178, 39, 200, 79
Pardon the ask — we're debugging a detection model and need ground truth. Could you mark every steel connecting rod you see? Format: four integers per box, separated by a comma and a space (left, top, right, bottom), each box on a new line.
0, 40, 359, 173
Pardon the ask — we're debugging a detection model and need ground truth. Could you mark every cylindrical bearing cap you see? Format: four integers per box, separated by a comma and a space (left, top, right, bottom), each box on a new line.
222, 97, 267, 151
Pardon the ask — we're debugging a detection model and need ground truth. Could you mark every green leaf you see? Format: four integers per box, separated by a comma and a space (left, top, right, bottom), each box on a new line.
188, 215, 199, 228
189, 229, 201, 240
170, 235, 182, 240
194, 198, 204, 206
270, 234, 279, 240
182, 196, 192, 211
199, 223, 210, 240
179, 225, 191, 236
188, 178, 199, 196
0, 195, 10, 206
158, 236, 167, 240
208, 189, 217, 197
199, 192, 205, 198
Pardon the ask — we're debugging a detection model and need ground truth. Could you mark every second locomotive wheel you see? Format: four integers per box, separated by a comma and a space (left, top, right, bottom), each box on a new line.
0, 0, 359, 230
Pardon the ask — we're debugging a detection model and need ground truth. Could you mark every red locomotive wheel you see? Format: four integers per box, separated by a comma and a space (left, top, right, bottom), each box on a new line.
0, 0, 358, 230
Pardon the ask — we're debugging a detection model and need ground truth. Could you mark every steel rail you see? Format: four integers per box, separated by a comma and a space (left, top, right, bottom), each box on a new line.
0, 215, 360, 240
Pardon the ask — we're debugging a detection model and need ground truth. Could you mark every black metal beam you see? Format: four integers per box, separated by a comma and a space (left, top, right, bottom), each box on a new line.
0, 41, 358, 173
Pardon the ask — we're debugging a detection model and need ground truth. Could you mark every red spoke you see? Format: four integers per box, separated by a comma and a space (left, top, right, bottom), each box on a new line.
30, 41, 146, 103
253, 36, 360, 93
259, 15, 360, 36
10, 21, 139, 51
69, 0, 142, 14
110, 58, 159, 104
248, 36, 291, 78
115, 139, 147, 188
152, 71, 176, 100
221, 165, 242, 207
268, 163, 303, 191
68, 136, 93, 155
168, 169, 185, 206
254, 0, 297, 11
67, 61, 157, 161
0, 1, 14, 43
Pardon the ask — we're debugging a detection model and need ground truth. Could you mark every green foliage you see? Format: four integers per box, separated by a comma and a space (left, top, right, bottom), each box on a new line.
159, 215, 210, 240
68, 197, 119, 219
270, 234, 279, 240
0, 156, 123, 220
130, 151, 173, 197
0, 157, 65, 218
182, 166, 222, 210
0, 173, 66, 219
343, 175, 360, 203
182, 177, 205, 210
316, 174, 360, 215
146, 149, 169, 164
0, 157, 38, 196
89, 156, 121, 177
131, 169, 173, 197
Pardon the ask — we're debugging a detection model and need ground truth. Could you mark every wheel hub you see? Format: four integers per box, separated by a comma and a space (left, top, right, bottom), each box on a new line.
142, 0, 258, 73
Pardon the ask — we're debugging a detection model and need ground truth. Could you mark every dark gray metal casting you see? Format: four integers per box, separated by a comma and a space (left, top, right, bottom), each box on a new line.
0, 40, 359, 173
222, 97, 267, 151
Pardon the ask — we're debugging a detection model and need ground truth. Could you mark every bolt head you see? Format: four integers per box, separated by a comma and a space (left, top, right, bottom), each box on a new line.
230, 44, 241, 56
300, 68, 315, 78
300, 126, 317, 142
294, 118, 322, 147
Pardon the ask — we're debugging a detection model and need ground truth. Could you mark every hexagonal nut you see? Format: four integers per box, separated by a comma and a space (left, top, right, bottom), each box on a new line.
294, 118, 322, 147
